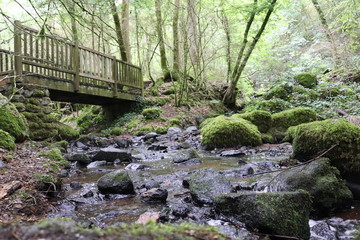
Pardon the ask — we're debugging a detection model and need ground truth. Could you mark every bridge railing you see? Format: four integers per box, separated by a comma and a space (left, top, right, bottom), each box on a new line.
0, 49, 14, 75
13, 21, 143, 97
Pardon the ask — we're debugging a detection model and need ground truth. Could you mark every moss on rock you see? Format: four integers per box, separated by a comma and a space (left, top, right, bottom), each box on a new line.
233, 110, 272, 133
294, 73, 317, 89
142, 108, 163, 120
0, 129, 16, 151
52, 122, 79, 141
272, 107, 317, 132
286, 119, 360, 180
264, 82, 293, 100
0, 95, 29, 142
200, 115, 262, 148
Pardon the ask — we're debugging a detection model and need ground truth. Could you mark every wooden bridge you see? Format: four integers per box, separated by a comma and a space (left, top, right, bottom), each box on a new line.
0, 21, 143, 105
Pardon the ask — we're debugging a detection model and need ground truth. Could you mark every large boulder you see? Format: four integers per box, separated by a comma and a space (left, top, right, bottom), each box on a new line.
271, 107, 317, 132
200, 115, 262, 148
97, 170, 134, 194
232, 110, 272, 133
92, 147, 132, 162
263, 82, 293, 100
294, 73, 317, 89
0, 129, 16, 150
215, 191, 311, 239
268, 107, 316, 142
286, 119, 360, 182
0, 94, 29, 142
269, 158, 353, 215
189, 169, 232, 205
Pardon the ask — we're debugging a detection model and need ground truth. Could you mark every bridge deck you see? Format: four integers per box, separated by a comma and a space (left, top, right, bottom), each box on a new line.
0, 21, 143, 104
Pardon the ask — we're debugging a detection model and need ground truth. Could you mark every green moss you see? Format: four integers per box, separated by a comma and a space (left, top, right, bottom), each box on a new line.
294, 73, 317, 89
150, 78, 164, 96
110, 127, 122, 136
262, 133, 275, 143
34, 173, 62, 195
135, 126, 153, 136
145, 97, 171, 106
272, 108, 317, 132
0, 98, 29, 142
155, 126, 168, 134
287, 119, 360, 176
0, 129, 16, 151
244, 98, 291, 113
25, 103, 42, 113
53, 122, 79, 140
32, 89, 47, 97
233, 110, 272, 133
141, 108, 163, 120
38, 148, 64, 162
169, 116, 182, 127
200, 115, 262, 148
13, 102, 26, 112
49, 140, 69, 153
264, 82, 293, 100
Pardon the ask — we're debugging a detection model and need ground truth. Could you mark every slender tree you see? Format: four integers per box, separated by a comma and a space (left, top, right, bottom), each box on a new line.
155, 0, 169, 74
110, 0, 128, 61
223, 0, 277, 108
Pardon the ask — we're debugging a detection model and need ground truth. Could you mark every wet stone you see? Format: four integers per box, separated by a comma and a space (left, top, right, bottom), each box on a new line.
220, 150, 245, 157
87, 161, 107, 168
174, 158, 201, 166
125, 163, 149, 171
75, 141, 89, 150
92, 147, 132, 162
143, 132, 158, 141
67, 153, 91, 165
83, 191, 94, 198
97, 170, 134, 194
70, 181, 83, 190
148, 142, 168, 151
115, 138, 132, 148
140, 188, 168, 203
0, 161, 5, 168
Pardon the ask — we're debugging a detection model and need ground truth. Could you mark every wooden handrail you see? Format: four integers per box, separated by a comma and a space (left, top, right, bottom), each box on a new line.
7, 20, 143, 97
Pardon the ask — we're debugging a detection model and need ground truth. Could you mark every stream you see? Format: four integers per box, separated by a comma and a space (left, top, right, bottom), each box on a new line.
49, 129, 360, 239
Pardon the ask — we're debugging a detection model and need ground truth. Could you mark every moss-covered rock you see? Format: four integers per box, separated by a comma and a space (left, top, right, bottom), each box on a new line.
294, 73, 317, 89
97, 170, 134, 194
142, 108, 163, 120
215, 191, 311, 239
52, 122, 79, 141
0, 95, 29, 142
0, 129, 16, 151
200, 115, 262, 148
155, 126, 168, 134
272, 107, 317, 132
189, 169, 232, 205
264, 82, 293, 100
293, 85, 318, 100
269, 158, 353, 216
0, 218, 232, 240
286, 119, 360, 181
233, 110, 272, 133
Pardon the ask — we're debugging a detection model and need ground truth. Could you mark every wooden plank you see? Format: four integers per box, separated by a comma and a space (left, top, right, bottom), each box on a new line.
79, 72, 114, 83
22, 60, 75, 74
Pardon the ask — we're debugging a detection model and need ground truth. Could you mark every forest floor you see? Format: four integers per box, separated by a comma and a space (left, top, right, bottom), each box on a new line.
0, 142, 53, 223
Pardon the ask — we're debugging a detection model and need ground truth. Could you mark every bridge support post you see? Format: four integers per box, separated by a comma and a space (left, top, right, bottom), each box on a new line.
112, 56, 118, 97
14, 20, 23, 82
73, 42, 80, 92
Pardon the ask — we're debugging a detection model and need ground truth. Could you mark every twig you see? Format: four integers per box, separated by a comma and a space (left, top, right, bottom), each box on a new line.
249, 145, 338, 177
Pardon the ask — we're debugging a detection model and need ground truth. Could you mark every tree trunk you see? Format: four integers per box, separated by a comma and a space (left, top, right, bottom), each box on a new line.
173, 0, 180, 72
155, 0, 168, 74
219, 9, 231, 83
223, 0, 277, 108
121, 0, 131, 63
69, 2, 78, 43
310, 0, 340, 68
110, 0, 128, 61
